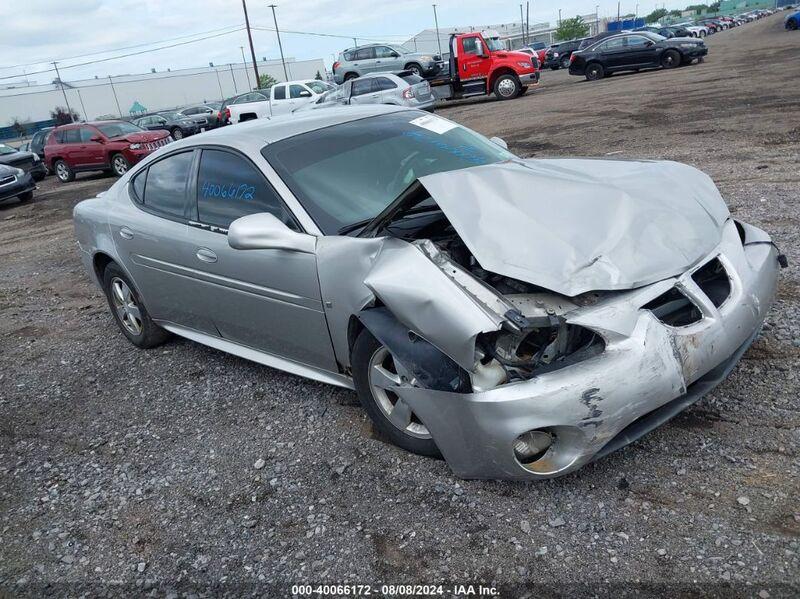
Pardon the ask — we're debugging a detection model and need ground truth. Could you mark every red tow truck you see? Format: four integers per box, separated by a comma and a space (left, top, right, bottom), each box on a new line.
428, 31, 540, 101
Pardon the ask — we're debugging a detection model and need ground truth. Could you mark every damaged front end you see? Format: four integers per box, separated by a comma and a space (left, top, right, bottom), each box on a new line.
316, 159, 782, 479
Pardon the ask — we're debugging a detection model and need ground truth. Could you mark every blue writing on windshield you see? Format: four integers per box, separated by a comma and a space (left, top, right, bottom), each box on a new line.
402, 130, 487, 165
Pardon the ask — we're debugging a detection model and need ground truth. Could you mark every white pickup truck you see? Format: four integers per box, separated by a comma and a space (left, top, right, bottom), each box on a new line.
226, 79, 335, 123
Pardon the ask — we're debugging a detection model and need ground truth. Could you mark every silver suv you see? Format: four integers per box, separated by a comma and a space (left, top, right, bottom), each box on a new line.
308, 72, 435, 112
333, 44, 444, 84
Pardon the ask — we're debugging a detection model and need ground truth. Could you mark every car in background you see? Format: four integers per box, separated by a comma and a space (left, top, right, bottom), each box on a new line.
333, 44, 444, 83
226, 80, 336, 124
0, 142, 46, 181
675, 22, 709, 37
178, 103, 223, 130
516, 47, 542, 69
578, 30, 630, 49
544, 38, 587, 70
786, 9, 800, 30
663, 25, 694, 38
569, 32, 707, 81
308, 72, 434, 112
0, 163, 35, 204
44, 121, 171, 182
133, 112, 199, 140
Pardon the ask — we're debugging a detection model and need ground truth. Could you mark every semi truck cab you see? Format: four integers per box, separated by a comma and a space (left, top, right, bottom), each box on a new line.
430, 32, 540, 101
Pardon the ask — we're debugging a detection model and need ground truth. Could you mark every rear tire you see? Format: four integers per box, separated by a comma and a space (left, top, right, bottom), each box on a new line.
493, 74, 521, 100
54, 159, 74, 183
661, 49, 680, 69
351, 329, 441, 459
585, 62, 604, 81
102, 262, 169, 349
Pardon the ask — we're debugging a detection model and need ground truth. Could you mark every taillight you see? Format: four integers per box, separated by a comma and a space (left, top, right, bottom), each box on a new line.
569, 54, 577, 64
223, 107, 230, 120
403, 87, 414, 99
333, 61, 340, 71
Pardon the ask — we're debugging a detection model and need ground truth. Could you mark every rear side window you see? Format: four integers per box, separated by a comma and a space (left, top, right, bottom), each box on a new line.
196, 149, 297, 230
399, 73, 423, 85
137, 151, 193, 218
63, 129, 80, 144
354, 47, 375, 60
342, 51, 354, 61
273, 85, 286, 100
374, 77, 398, 91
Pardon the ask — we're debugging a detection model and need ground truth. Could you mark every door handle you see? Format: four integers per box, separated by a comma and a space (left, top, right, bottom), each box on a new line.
196, 248, 217, 263
119, 227, 134, 239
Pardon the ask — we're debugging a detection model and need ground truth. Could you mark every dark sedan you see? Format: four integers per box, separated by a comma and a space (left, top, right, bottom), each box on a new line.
0, 142, 47, 181
0, 163, 35, 204
132, 112, 199, 140
569, 32, 708, 81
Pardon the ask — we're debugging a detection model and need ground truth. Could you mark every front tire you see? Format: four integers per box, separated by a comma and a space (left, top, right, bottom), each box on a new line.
111, 153, 129, 177
585, 62, 605, 81
561, 56, 571, 69
351, 330, 441, 458
171, 127, 184, 140
788, 18, 798, 30
54, 159, 74, 182
404, 62, 423, 76
661, 49, 680, 69
102, 263, 169, 349
493, 74, 521, 100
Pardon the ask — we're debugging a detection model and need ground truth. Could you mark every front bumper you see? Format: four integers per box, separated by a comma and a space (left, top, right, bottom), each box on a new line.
519, 71, 540, 85
393, 220, 781, 479
0, 172, 35, 202
684, 46, 709, 58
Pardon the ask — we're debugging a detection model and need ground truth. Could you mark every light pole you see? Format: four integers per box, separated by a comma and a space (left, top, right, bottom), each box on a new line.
240, 46, 252, 89
520, 4, 525, 46
558, 8, 562, 26
213, 66, 224, 99
52, 62, 74, 121
268, 4, 289, 81
229, 63, 238, 93
241, 0, 261, 87
108, 75, 122, 118
596, 4, 600, 34
432, 4, 442, 58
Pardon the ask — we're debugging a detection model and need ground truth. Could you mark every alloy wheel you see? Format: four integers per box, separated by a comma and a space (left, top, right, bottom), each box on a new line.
173, 129, 184, 140
56, 162, 68, 181
113, 155, 128, 176
368, 346, 430, 439
110, 277, 142, 336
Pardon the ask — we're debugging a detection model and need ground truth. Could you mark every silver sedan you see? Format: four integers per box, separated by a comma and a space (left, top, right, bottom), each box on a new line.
73, 105, 784, 480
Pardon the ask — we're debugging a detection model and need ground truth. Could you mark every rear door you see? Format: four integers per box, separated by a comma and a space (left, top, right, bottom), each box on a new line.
596, 36, 628, 69
352, 47, 377, 73
60, 127, 83, 167
183, 147, 336, 369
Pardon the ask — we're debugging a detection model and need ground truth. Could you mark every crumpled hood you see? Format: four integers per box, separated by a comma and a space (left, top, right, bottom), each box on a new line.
417, 158, 730, 297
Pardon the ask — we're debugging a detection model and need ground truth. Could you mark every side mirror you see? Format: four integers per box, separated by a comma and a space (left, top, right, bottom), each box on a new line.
228, 212, 315, 254
489, 136, 508, 150
299, 90, 312, 98
645, 40, 655, 47
390, 51, 400, 57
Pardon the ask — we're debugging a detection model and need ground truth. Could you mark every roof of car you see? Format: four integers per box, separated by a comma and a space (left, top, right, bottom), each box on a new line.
168, 105, 411, 148
52, 120, 129, 129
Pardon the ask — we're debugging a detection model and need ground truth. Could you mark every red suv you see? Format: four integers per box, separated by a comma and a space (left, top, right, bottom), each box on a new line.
44, 121, 172, 183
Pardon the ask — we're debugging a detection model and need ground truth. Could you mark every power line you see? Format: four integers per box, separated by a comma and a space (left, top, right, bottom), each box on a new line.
0, 28, 246, 82
0, 24, 246, 71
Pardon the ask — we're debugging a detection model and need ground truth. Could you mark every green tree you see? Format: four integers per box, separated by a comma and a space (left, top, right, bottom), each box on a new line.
669, 9, 682, 17
258, 73, 278, 90
314, 70, 323, 81
50, 106, 79, 125
10, 118, 27, 139
645, 8, 668, 23
555, 16, 590, 41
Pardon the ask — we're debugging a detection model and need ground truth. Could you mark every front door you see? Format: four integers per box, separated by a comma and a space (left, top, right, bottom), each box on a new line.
77, 126, 106, 168
374, 46, 403, 72
348, 78, 380, 105
183, 147, 336, 370
458, 35, 492, 82
622, 35, 660, 67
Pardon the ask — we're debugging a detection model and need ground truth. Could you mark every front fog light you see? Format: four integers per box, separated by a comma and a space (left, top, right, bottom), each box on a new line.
513, 430, 553, 463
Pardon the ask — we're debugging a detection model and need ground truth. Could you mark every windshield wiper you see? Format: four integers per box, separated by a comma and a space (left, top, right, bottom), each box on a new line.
338, 218, 375, 236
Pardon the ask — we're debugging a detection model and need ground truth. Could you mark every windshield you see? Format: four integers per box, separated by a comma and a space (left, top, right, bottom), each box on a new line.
262, 111, 516, 235
307, 81, 333, 94
485, 37, 506, 51
95, 122, 144, 138
0, 144, 17, 155
159, 111, 182, 120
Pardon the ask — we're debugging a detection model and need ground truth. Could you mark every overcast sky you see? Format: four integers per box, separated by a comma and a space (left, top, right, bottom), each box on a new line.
1, 0, 686, 85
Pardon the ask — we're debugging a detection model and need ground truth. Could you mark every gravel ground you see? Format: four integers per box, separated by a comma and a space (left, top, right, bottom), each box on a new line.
1, 13, 798, 598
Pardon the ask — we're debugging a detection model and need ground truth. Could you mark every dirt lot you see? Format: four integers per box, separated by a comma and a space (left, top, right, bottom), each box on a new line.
1, 13, 798, 597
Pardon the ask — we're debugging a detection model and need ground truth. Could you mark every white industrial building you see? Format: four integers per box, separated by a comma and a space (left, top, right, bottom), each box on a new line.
404, 14, 604, 54
0, 56, 326, 124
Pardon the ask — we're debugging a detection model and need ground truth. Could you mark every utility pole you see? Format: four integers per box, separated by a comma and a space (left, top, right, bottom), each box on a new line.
268, 4, 289, 81
526, 2, 530, 46
432, 4, 442, 57
108, 75, 122, 118
240, 46, 252, 89
617, 1, 621, 23
213, 66, 224, 99
229, 63, 238, 93
558, 8, 562, 25
76, 89, 88, 122
596, 4, 600, 34
519, 4, 525, 45
241, 0, 261, 87
52, 62, 74, 121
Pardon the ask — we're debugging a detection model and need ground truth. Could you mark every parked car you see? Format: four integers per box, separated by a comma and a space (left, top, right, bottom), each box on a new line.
543, 38, 587, 69
307, 72, 434, 111
786, 9, 800, 30
675, 22, 709, 37
44, 121, 172, 182
72, 104, 783, 480
30, 127, 54, 164
178, 103, 223, 130
516, 47, 541, 69
663, 25, 694, 38
133, 112, 199, 140
578, 30, 630, 49
569, 32, 708, 81
0, 142, 46, 181
226, 80, 336, 123
333, 44, 444, 83
0, 163, 35, 204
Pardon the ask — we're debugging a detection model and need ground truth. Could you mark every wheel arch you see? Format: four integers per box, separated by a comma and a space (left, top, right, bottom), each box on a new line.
488, 66, 521, 92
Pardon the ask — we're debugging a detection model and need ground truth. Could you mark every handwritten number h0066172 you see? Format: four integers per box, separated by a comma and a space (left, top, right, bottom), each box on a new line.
201, 180, 256, 201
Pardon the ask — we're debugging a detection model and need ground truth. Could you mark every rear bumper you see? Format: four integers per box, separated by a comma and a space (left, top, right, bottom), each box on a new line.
29, 161, 47, 180
391, 221, 781, 480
